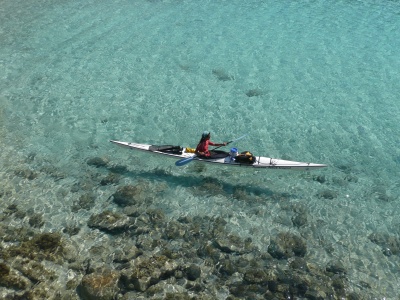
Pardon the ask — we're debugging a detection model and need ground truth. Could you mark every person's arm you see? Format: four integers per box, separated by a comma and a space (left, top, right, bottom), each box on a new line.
195, 149, 205, 155
209, 141, 227, 147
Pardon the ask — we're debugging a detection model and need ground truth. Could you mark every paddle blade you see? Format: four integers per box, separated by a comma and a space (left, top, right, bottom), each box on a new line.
231, 134, 248, 143
175, 156, 196, 166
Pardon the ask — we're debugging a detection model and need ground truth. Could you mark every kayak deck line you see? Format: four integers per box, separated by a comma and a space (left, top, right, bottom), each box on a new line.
110, 140, 327, 170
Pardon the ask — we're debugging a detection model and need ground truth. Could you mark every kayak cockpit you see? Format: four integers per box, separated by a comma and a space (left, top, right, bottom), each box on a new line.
201, 150, 230, 159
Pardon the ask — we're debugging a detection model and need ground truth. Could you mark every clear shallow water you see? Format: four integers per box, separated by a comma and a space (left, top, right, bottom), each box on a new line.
1, 0, 400, 297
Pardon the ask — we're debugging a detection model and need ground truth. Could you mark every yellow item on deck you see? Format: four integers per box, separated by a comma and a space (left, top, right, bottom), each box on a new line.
185, 147, 196, 153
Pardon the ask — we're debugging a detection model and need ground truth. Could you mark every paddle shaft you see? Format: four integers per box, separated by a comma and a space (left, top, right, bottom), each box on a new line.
212, 134, 247, 151
211, 140, 233, 151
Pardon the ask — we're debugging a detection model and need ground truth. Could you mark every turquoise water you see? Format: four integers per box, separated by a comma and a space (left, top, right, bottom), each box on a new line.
1, 0, 400, 298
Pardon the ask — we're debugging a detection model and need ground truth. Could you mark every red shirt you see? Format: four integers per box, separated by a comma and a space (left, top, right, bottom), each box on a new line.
196, 140, 217, 156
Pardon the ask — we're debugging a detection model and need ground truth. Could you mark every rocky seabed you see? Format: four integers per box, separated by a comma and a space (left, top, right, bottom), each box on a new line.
0, 154, 398, 299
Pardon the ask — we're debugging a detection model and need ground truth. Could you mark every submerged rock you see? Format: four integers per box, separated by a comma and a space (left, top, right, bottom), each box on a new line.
268, 232, 307, 259
243, 269, 273, 284
63, 225, 81, 236
212, 68, 234, 81
245, 89, 263, 97
149, 285, 191, 299
14, 169, 38, 180
87, 157, 109, 168
304, 288, 327, 299
326, 261, 347, 275
289, 257, 309, 272
113, 245, 142, 263
136, 233, 167, 252
313, 175, 327, 184
107, 164, 128, 174
229, 281, 268, 299
28, 213, 45, 228
214, 234, 253, 254
100, 172, 121, 186
164, 221, 186, 240
40, 165, 66, 181
13, 257, 56, 284
197, 243, 224, 263
4, 204, 18, 215
317, 189, 338, 199
112, 184, 152, 207
88, 211, 132, 234
72, 193, 96, 212
193, 178, 227, 197
3, 232, 65, 263
14, 209, 27, 219
78, 269, 120, 300
0, 263, 10, 277
292, 213, 308, 227
35, 232, 62, 251
8, 233, 64, 261
184, 264, 201, 281
368, 232, 400, 256
18, 281, 62, 299
0, 264, 32, 290
147, 208, 166, 224
0, 224, 34, 243
123, 206, 142, 217
344, 174, 358, 183
120, 255, 179, 292
219, 259, 236, 276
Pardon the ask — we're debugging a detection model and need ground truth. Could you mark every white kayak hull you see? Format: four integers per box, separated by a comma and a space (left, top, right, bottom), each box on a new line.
110, 140, 327, 170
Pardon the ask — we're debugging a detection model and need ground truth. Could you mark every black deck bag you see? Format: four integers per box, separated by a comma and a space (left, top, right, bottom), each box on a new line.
234, 151, 256, 164
149, 145, 183, 154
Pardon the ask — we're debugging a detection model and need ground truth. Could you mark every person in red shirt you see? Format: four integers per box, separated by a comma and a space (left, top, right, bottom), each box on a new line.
195, 131, 227, 157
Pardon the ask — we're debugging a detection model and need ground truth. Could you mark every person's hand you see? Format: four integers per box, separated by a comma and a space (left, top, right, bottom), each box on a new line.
223, 142, 227, 146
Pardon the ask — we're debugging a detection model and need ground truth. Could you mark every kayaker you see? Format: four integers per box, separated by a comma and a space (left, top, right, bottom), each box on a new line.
195, 131, 227, 157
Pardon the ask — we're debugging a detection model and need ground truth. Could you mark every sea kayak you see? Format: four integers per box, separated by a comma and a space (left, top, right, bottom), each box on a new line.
110, 140, 327, 170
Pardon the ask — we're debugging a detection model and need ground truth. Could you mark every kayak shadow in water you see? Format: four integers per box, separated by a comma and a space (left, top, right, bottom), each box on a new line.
105, 165, 297, 203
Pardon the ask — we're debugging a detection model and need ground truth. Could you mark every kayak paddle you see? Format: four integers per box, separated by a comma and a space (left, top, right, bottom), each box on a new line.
175, 134, 248, 167
175, 155, 197, 166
